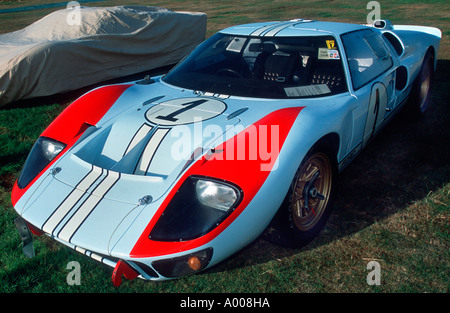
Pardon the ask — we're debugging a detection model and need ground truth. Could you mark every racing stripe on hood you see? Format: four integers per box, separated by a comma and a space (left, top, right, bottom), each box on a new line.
57, 170, 120, 243
123, 123, 153, 156
134, 127, 170, 175
41, 165, 120, 243
41, 165, 103, 235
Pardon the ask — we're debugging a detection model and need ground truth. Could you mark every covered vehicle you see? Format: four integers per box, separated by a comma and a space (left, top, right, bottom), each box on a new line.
0, 5, 206, 106
12, 19, 440, 285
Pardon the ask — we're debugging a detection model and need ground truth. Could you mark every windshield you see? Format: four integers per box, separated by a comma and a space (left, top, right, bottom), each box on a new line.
163, 33, 347, 99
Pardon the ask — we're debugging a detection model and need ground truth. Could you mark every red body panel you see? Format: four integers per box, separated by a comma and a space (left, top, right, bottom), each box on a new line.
11, 84, 132, 207
130, 106, 304, 258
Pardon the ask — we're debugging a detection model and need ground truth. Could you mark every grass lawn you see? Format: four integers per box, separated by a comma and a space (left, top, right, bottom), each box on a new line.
0, 0, 448, 294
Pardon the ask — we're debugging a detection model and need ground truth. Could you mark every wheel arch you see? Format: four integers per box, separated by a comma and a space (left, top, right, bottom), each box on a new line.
425, 45, 436, 71
314, 132, 340, 166
266, 132, 340, 247
283, 132, 340, 198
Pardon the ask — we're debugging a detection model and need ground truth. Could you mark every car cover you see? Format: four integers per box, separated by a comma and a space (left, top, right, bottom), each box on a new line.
0, 5, 207, 106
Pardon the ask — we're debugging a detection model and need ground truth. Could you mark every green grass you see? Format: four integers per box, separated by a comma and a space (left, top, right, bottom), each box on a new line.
0, 0, 449, 293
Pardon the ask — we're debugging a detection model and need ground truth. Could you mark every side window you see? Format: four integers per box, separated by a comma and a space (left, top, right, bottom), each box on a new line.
341, 29, 393, 90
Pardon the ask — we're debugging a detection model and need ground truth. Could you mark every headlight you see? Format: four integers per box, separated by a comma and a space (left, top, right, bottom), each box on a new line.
18, 137, 66, 189
41, 139, 64, 160
150, 176, 242, 241
195, 180, 238, 211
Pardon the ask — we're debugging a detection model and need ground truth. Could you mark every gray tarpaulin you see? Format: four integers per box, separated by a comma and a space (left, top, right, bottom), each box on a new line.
0, 6, 207, 106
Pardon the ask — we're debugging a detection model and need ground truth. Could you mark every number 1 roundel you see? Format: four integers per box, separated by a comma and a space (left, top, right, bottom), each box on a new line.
145, 97, 227, 126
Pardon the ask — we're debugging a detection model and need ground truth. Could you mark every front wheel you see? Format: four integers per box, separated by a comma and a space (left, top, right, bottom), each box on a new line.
290, 152, 334, 233
266, 145, 336, 248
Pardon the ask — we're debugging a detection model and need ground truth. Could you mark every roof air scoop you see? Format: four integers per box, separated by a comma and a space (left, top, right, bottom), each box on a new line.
290, 18, 314, 23
373, 20, 393, 30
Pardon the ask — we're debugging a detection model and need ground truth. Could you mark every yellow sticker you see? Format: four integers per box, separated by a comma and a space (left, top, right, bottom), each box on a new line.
326, 40, 336, 49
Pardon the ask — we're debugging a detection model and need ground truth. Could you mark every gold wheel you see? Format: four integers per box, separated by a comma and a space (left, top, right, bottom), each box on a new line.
291, 152, 333, 232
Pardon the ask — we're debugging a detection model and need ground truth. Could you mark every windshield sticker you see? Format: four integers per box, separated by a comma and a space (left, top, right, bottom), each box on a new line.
318, 48, 329, 59
328, 49, 340, 59
326, 40, 336, 49
226, 37, 246, 53
318, 48, 340, 60
285, 84, 331, 97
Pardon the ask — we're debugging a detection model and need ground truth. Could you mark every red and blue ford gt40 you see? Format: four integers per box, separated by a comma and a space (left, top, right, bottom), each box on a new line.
11, 19, 441, 285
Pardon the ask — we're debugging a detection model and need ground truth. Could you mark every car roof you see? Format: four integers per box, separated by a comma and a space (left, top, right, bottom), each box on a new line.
219, 19, 368, 37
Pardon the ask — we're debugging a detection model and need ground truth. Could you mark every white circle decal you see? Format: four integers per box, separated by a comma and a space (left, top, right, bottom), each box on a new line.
145, 98, 227, 126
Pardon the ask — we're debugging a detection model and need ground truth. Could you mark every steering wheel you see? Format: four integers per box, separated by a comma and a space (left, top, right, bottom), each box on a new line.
216, 68, 242, 78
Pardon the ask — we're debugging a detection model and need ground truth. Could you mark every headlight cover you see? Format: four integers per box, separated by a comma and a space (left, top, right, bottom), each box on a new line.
150, 176, 242, 241
195, 180, 238, 211
17, 137, 66, 189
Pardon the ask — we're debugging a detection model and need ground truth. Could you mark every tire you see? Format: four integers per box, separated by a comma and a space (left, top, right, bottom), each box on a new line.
409, 50, 434, 115
266, 144, 337, 248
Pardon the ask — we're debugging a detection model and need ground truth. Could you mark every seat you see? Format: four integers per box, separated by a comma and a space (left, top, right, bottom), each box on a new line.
252, 52, 298, 82
262, 53, 298, 82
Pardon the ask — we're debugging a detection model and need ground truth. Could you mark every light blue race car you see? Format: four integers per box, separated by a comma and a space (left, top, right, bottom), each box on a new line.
12, 18, 441, 285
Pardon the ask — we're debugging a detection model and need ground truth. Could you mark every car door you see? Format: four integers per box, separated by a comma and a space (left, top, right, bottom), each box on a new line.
341, 29, 396, 149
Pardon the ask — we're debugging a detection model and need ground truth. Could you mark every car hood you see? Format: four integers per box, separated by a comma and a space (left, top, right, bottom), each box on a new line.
15, 81, 302, 257
57, 94, 246, 202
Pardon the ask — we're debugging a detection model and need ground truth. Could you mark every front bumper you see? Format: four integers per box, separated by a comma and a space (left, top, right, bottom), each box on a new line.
14, 216, 213, 286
